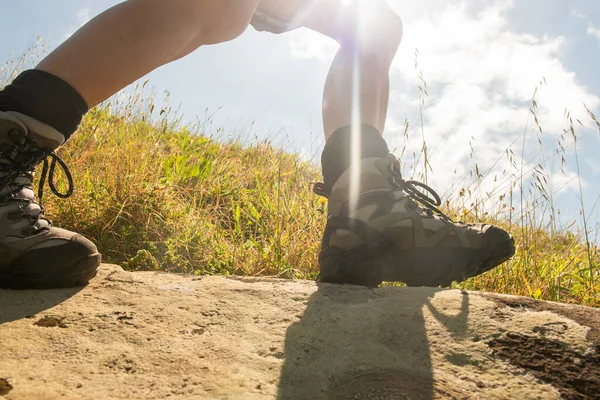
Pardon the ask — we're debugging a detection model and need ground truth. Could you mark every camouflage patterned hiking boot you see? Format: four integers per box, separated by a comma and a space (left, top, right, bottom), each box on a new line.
0, 111, 101, 289
315, 153, 515, 288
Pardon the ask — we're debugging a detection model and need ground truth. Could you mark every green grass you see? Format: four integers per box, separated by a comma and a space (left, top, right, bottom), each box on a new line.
36, 99, 597, 307
45, 104, 324, 280
2, 44, 599, 307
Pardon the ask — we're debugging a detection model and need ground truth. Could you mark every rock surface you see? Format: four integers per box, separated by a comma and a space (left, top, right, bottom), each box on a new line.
0, 264, 598, 399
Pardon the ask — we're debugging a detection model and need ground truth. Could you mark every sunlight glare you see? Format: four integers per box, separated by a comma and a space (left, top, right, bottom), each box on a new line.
349, 1, 366, 214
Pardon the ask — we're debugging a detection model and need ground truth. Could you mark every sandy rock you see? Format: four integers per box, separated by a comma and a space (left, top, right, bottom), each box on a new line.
0, 264, 598, 399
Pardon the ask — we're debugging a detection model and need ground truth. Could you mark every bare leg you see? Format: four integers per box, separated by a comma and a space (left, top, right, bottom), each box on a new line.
38, 0, 262, 107
256, 0, 403, 138
0, 0, 262, 289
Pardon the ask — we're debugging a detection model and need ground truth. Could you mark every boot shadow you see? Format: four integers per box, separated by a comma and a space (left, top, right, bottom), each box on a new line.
277, 283, 470, 399
0, 286, 85, 326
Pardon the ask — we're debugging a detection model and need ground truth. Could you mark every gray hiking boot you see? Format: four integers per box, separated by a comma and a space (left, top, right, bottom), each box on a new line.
0, 111, 101, 289
315, 153, 515, 287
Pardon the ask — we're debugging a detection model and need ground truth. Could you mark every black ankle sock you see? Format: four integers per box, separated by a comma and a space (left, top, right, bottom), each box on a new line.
0, 69, 88, 139
321, 124, 390, 191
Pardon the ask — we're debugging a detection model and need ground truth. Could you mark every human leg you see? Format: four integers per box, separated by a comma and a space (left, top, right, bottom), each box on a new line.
255, 0, 515, 287
0, 0, 261, 289
38, 0, 262, 107
255, 0, 401, 138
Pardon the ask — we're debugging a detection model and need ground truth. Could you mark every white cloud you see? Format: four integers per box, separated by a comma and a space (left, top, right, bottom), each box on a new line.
280, 0, 599, 216
286, 28, 338, 62
77, 8, 92, 25
384, 0, 599, 208
588, 22, 600, 42
63, 8, 91, 39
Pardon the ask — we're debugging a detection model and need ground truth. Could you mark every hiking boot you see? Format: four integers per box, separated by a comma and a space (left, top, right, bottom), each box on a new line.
315, 153, 515, 287
0, 111, 101, 289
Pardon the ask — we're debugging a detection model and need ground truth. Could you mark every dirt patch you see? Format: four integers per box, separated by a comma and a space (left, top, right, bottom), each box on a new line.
104, 356, 138, 374
33, 316, 68, 328
0, 378, 12, 395
327, 369, 467, 400
488, 332, 600, 400
482, 294, 600, 350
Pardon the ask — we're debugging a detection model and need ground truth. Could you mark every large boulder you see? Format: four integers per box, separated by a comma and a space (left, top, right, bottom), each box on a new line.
0, 264, 598, 399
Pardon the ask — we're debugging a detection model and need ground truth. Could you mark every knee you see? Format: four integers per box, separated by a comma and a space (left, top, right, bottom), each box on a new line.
340, 5, 403, 66
375, 12, 404, 60
166, 0, 256, 52
198, 1, 256, 44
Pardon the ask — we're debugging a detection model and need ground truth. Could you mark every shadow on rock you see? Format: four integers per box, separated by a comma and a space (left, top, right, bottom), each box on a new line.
277, 283, 470, 399
0, 286, 85, 326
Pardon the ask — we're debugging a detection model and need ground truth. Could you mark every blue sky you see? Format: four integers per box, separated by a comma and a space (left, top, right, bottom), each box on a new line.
1, 0, 600, 232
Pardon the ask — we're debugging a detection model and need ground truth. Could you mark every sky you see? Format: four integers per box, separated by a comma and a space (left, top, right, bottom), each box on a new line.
1, 0, 600, 233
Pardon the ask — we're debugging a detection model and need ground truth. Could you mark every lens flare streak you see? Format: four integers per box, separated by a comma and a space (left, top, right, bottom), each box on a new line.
349, 1, 366, 214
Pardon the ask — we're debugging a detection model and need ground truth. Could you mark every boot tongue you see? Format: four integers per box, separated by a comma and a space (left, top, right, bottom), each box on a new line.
0, 112, 60, 231
330, 155, 397, 196
0, 111, 63, 170
0, 111, 65, 196
5, 111, 65, 151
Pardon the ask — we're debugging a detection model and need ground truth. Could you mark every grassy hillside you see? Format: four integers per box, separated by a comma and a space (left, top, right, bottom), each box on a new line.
43, 105, 323, 280
2, 43, 598, 306
34, 97, 597, 307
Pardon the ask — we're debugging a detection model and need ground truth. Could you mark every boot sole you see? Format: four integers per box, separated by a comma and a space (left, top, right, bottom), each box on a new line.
319, 238, 516, 288
0, 253, 102, 290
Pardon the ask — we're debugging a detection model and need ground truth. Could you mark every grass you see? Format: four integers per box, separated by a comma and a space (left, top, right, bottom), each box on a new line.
44, 95, 599, 307
46, 103, 324, 281
2, 44, 599, 307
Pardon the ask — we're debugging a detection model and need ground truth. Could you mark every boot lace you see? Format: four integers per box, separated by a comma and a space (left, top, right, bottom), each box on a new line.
313, 157, 451, 222
388, 160, 451, 222
37, 153, 74, 201
0, 130, 74, 226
